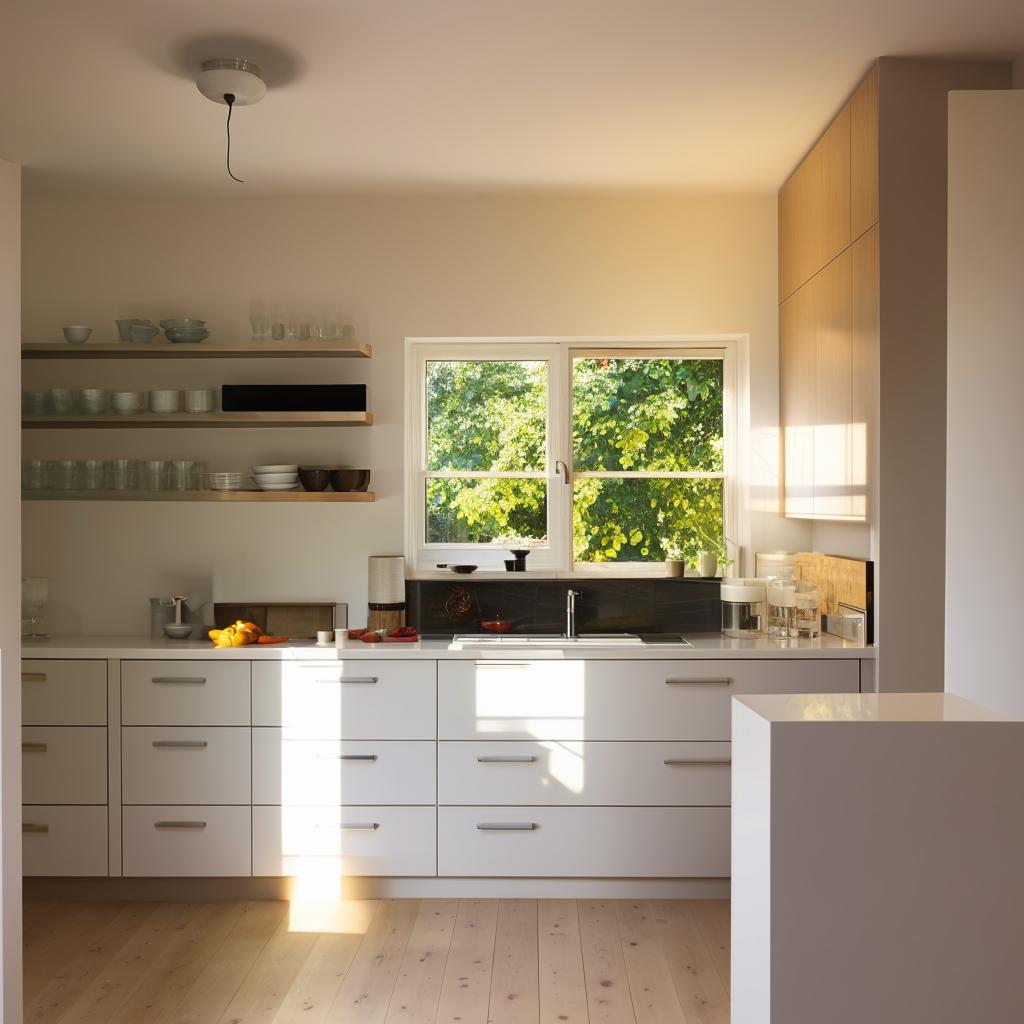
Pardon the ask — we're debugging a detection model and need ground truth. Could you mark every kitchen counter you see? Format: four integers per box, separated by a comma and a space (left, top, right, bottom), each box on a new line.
22, 632, 874, 660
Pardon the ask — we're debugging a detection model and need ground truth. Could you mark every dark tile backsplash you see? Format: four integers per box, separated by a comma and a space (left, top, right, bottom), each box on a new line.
406, 578, 721, 635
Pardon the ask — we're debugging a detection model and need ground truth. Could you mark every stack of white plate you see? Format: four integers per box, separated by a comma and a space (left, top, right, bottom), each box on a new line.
251, 464, 299, 491
206, 472, 247, 491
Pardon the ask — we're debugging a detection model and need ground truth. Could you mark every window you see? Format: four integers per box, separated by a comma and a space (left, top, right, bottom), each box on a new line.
406, 339, 737, 574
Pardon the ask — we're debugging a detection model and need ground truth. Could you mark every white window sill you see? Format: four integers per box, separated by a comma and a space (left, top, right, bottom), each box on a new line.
408, 568, 721, 582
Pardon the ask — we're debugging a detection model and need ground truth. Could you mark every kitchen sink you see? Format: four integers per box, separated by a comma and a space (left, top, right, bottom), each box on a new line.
450, 633, 692, 648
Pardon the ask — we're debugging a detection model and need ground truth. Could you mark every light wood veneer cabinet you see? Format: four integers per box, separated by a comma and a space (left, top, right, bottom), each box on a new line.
779, 65, 878, 521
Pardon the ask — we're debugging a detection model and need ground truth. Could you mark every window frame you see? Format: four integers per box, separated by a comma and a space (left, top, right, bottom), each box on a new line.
405, 336, 744, 577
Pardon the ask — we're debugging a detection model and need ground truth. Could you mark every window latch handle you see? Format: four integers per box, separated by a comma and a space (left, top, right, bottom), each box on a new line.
554, 460, 570, 484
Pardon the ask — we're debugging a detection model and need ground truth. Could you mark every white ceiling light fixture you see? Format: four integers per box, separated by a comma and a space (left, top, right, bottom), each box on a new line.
196, 58, 266, 183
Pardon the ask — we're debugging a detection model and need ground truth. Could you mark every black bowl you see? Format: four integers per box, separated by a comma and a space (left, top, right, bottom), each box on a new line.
298, 466, 330, 491
329, 468, 371, 492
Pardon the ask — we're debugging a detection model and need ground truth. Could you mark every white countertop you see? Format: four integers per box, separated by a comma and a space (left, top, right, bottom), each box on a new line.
734, 691, 1006, 722
22, 633, 874, 660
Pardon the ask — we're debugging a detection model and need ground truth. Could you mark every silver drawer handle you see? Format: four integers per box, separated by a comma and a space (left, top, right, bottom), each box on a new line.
22, 672, 47, 683
152, 676, 207, 685
475, 662, 530, 668
317, 676, 378, 685
23, 823, 49, 834
155, 821, 207, 830
477, 755, 537, 763
316, 822, 380, 831
477, 822, 537, 831
317, 753, 378, 761
664, 758, 732, 766
152, 740, 208, 749
21, 742, 48, 754
665, 677, 732, 686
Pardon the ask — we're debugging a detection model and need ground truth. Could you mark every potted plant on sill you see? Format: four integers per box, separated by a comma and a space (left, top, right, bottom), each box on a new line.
664, 540, 688, 578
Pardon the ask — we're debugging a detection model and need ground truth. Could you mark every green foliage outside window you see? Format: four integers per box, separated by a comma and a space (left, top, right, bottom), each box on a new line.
424, 356, 725, 566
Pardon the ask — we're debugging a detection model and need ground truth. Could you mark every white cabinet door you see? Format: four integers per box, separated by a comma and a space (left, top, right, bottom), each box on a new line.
438, 741, 731, 806
122, 727, 251, 805
438, 659, 859, 740
22, 660, 107, 726
121, 661, 251, 726
22, 806, 108, 876
251, 661, 436, 739
122, 806, 251, 877
252, 805, 436, 877
252, 732, 435, 806
22, 727, 107, 805
438, 806, 729, 878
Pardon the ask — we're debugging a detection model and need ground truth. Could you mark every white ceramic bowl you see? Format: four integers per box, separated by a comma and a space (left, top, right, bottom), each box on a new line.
63, 325, 92, 343
252, 472, 298, 484
255, 480, 300, 491
110, 391, 144, 414
252, 464, 298, 474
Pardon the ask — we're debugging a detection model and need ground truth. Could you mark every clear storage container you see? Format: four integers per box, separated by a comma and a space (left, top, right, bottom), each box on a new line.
721, 579, 767, 638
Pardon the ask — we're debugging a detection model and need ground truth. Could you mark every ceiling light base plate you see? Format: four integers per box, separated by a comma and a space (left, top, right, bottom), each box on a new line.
196, 59, 266, 106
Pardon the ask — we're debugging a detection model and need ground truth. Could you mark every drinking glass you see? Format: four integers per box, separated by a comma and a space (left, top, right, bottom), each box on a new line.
81, 459, 105, 490
190, 461, 207, 490
22, 391, 46, 416
47, 388, 76, 415
80, 388, 107, 415
22, 460, 47, 491
184, 389, 215, 413
250, 313, 272, 340
271, 321, 286, 341
49, 459, 80, 490
170, 460, 195, 491
138, 460, 168, 491
106, 458, 135, 491
289, 318, 311, 342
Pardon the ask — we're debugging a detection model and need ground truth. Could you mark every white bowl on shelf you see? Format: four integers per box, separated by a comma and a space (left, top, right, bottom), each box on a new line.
110, 391, 145, 415
252, 464, 298, 474
254, 480, 300, 491
252, 472, 298, 485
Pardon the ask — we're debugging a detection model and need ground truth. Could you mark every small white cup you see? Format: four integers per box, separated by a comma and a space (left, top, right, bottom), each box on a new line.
184, 389, 215, 413
63, 325, 92, 344
149, 389, 181, 414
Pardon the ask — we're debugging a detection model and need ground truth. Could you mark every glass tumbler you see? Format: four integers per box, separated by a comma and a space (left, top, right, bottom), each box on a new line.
138, 460, 168, 491
250, 313, 272, 340
22, 391, 46, 416
170, 460, 195, 491
106, 458, 135, 491
794, 582, 821, 639
81, 459, 105, 490
22, 459, 47, 491
47, 388, 76, 415
49, 459, 80, 490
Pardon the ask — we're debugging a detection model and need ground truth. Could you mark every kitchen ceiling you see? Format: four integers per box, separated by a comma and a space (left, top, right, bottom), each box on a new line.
1, 0, 1022, 197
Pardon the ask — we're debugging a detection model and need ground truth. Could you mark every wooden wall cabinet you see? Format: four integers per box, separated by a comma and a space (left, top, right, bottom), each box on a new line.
780, 65, 878, 523
779, 105, 851, 301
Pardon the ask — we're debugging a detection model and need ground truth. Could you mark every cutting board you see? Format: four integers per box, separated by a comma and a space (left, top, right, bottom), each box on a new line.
795, 553, 874, 642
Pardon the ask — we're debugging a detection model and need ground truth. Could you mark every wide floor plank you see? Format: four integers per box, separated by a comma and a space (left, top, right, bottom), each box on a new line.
22, 898, 731, 1024
578, 901, 636, 1024
325, 898, 420, 1024
434, 899, 499, 1024
488, 900, 539, 1024
538, 899, 588, 1024
386, 899, 459, 1024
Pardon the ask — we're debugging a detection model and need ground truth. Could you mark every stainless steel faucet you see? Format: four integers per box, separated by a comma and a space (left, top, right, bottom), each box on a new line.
566, 589, 580, 638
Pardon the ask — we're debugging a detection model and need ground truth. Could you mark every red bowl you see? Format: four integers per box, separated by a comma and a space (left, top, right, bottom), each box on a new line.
481, 619, 514, 633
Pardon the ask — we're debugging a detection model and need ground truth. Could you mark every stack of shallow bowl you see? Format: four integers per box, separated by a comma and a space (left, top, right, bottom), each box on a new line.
251, 464, 299, 491
161, 318, 209, 343
110, 391, 145, 415
205, 472, 247, 491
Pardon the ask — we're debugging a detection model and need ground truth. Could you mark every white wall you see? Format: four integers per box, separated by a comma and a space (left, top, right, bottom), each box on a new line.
22, 194, 806, 634
946, 90, 1024, 717
0, 157, 23, 1022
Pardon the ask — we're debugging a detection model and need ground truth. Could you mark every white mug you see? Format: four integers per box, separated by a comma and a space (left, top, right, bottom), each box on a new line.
184, 389, 215, 413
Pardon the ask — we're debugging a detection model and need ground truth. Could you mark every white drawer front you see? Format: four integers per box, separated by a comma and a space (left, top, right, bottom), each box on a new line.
121, 661, 251, 726
252, 732, 435, 806
252, 805, 436, 877
22, 660, 107, 726
123, 806, 251, 877
122, 727, 251, 805
439, 659, 859, 740
23, 805, 108, 876
252, 661, 436, 739
438, 806, 729, 878
438, 741, 731, 806
22, 727, 107, 805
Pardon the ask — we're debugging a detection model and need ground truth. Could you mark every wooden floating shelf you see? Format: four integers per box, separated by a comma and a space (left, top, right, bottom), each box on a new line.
23, 411, 373, 429
23, 490, 376, 503
21, 341, 372, 359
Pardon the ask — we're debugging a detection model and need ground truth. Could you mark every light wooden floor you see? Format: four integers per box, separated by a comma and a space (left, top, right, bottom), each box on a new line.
23, 898, 730, 1024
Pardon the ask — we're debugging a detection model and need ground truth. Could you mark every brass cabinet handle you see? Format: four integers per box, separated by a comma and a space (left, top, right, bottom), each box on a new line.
23, 823, 49, 834
477, 755, 537, 763
152, 740, 208, 749
154, 821, 207, 830
663, 758, 732, 766
22, 672, 47, 683
665, 677, 732, 686
477, 822, 537, 831
21, 742, 48, 754
151, 676, 207, 685
316, 676, 378, 685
